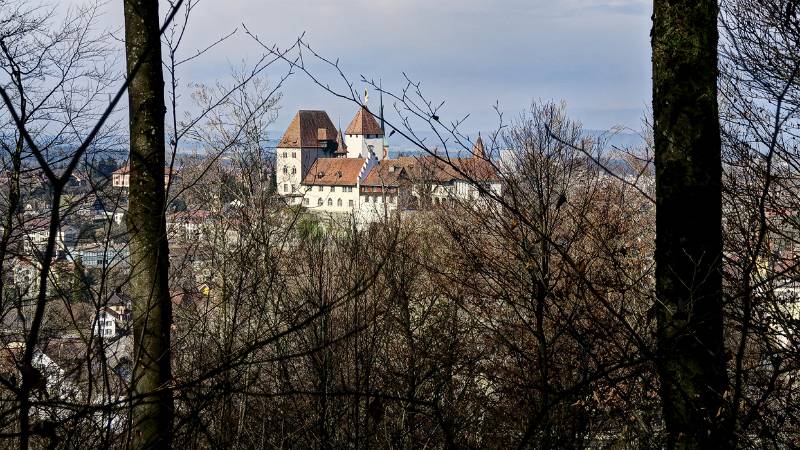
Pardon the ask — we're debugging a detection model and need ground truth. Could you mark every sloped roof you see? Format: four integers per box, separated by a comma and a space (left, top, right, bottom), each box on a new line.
345, 107, 383, 136
278, 110, 338, 148
361, 160, 414, 187
303, 158, 365, 186
388, 155, 500, 183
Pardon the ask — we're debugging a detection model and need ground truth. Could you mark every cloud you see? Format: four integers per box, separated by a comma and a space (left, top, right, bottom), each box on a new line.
56, 0, 652, 132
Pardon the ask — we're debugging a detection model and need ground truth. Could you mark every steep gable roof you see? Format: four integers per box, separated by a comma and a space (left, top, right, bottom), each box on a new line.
278, 110, 338, 148
345, 107, 383, 136
303, 158, 366, 186
387, 155, 500, 183
361, 160, 414, 187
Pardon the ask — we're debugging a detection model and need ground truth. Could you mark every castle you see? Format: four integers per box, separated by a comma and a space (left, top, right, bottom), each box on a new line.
276, 104, 501, 222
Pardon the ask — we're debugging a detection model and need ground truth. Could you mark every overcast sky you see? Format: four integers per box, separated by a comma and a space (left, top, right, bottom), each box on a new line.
68, 0, 652, 137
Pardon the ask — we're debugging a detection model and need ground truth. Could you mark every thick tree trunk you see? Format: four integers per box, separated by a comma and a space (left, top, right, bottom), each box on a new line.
651, 1, 729, 448
122, 0, 173, 447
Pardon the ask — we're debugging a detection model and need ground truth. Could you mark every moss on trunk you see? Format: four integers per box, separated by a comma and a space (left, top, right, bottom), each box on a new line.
652, 0, 730, 448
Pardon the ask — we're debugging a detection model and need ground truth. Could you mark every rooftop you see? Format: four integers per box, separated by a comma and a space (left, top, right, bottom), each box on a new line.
345, 107, 384, 136
303, 158, 366, 186
278, 110, 339, 149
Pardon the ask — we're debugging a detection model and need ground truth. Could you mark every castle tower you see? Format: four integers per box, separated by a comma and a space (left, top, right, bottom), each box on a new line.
344, 106, 384, 159
276, 110, 338, 204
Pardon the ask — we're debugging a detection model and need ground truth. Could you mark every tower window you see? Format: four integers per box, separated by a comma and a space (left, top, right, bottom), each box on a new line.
327, 198, 333, 206
318, 198, 323, 206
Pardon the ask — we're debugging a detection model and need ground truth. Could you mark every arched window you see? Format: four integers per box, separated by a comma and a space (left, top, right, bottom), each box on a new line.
337, 198, 342, 207
291, 167, 296, 175
327, 198, 333, 206
283, 166, 287, 174
317, 198, 323, 206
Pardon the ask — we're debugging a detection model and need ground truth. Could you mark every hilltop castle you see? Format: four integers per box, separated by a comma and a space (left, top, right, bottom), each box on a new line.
276, 104, 500, 221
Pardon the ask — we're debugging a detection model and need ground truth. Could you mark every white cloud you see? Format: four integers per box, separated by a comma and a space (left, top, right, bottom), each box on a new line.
55, 0, 652, 131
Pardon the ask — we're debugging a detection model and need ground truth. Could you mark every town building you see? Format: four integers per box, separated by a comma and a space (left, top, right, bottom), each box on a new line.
112, 165, 176, 189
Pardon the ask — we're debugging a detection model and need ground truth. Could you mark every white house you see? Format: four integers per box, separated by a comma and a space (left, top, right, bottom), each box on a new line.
112, 165, 176, 189
94, 304, 130, 339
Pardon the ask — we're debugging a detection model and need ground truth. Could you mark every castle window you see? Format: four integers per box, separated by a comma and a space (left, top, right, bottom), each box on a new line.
318, 198, 323, 206
364, 196, 369, 203
283, 166, 287, 174
337, 199, 342, 207
318, 186, 323, 192
282, 152, 287, 158
283, 184, 288, 193
291, 152, 296, 158
327, 198, 333, 206
349, 199, 354, 207
303, 198, 309, 205
291, 167, 296, 175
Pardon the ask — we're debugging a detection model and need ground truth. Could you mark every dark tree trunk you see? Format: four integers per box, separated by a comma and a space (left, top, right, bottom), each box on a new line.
122, 0, 173, 447
652, 1, 729, 448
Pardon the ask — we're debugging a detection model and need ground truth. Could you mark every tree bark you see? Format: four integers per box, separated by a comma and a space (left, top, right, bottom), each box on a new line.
122, 0, 173, 447
652, 1, 729, 448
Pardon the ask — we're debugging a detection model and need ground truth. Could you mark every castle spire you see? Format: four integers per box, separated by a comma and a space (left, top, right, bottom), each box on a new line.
334, 127, 347, 157
473, 133, 485, 159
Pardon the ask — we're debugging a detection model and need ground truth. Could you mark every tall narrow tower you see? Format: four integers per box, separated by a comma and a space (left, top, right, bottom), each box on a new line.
344, 105, 384, 159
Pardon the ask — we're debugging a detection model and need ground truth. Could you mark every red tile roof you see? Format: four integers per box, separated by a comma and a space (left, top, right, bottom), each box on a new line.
383, 155, 500, 183
345, 107, 384, 136
303, 158, 366, 186
361, 160, 414, 187
278, 110, 338, 148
